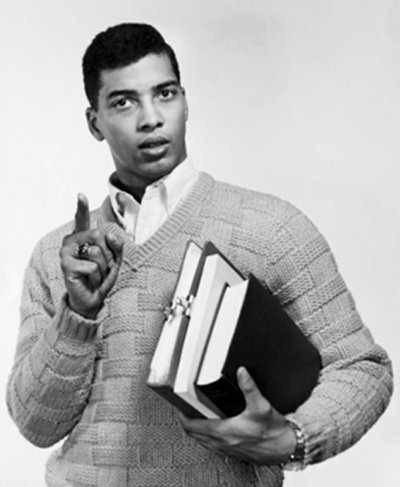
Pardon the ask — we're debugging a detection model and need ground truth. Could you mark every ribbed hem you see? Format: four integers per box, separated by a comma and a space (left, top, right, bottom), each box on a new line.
54, 295, 102, 342
286, 412, 329, 466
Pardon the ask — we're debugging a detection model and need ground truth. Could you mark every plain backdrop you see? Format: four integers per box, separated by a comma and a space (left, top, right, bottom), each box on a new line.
1, 1, 399, 486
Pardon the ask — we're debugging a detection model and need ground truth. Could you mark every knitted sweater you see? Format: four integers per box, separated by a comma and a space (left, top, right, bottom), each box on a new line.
7, 173, 392, 487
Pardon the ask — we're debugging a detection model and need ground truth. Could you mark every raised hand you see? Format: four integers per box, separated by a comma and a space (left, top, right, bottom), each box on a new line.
60, 193, 124, 319
180, 367, 297, 465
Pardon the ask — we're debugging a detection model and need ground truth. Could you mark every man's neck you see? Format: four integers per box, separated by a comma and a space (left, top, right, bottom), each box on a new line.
109, 174, 145, 203
111, 158, 189, 203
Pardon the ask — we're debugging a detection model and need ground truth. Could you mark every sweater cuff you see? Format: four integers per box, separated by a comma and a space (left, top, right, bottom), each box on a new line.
55, 295, 105, 342
285, 413, 327, 466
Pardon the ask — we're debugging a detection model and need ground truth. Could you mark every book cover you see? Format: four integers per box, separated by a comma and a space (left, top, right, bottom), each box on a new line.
146, 240, 229, 418
147, 241, 321, 419
195, 274, 322, 416
172, 252, 243, 417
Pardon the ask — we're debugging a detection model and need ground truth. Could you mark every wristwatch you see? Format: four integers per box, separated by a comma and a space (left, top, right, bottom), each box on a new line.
281, 420, 306, 471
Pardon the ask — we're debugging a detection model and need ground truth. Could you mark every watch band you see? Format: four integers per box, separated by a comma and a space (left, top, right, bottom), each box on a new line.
281, 420, 306, 471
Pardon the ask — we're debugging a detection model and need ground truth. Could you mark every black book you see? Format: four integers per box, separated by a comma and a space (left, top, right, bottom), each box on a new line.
195, 274, 322, 416
147, 241, 321, 418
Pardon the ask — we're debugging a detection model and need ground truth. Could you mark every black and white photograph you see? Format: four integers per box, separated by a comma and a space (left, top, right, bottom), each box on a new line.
1, 1, 399, 486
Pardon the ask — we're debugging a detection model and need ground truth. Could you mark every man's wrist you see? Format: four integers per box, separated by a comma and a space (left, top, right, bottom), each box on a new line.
67, 294, 102, 320
281, 420, 307, 471
58, 295, 100, 341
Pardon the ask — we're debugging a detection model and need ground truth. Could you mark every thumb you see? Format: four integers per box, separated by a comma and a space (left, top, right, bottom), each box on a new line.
98, 234, 124, 298
237, 367, 272, 416
105, 233, 124, 263
116, 192, 131, 215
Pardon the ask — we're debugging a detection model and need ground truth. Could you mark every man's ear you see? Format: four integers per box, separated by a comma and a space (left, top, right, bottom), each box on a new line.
181, 87, 189, 121
85, 107, 104, 141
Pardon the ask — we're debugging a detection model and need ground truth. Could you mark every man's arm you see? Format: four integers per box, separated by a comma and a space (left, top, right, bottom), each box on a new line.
6, 195, 123, 447
181, 204, 393, 467
181, 367, 298, 465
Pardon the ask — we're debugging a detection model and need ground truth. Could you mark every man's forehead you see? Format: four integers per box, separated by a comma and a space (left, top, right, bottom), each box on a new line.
98, 53, 177, 94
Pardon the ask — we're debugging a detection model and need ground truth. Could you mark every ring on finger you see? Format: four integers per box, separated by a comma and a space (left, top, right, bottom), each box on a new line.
76, 242, 91, 260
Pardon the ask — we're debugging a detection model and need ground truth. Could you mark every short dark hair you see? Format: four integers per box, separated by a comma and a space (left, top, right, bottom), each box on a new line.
82, 23, 181, 110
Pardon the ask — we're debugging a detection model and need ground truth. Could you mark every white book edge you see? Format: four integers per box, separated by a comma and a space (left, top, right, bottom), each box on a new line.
173, 254, 243, 418
148, 241, 202, 384
196, 280, 249, 385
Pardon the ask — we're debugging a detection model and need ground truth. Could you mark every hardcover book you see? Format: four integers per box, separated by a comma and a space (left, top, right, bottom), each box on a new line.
146, 240, 222, 417
195, 273, 322, 416
147, 241, 321, 418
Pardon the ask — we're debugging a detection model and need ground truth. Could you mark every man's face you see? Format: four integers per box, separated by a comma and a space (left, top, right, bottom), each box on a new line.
87, 53, 188, 194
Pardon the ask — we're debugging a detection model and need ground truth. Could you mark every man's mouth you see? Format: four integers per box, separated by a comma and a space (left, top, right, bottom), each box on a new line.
139, 137, 169, 150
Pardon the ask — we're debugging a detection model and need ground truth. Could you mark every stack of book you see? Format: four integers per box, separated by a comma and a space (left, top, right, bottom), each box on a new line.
146, 241, 321, 419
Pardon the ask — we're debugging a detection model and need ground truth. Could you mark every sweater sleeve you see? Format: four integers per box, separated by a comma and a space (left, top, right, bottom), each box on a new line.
267, 203, 393, 465
6, 239, 102, 448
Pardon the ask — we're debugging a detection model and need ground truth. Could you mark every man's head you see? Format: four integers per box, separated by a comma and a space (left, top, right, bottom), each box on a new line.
83, 23, 188, 199
83, 23, 181, 111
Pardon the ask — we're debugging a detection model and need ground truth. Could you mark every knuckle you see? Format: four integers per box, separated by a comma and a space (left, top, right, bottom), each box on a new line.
59, 246, 74, 265
91, 229, 101, 240
60, 254, 71, 270
62, 234, 73, 246
226, 437, 239, 448
66, 275, 76, 284
89, 245, 101, 258
60, 241, 72, 254
87, 261, 100, 274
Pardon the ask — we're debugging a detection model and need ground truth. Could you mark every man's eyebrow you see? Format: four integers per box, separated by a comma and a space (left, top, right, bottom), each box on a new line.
153, 80, 180, 91
107, 89, 139, 100
106, 80, 180, 100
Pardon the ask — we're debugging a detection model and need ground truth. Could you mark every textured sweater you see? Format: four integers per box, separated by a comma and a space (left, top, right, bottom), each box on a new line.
7, 173, 393, 487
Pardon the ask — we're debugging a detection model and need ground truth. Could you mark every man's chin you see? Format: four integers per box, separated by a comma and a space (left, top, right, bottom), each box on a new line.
140, 157, 182, 177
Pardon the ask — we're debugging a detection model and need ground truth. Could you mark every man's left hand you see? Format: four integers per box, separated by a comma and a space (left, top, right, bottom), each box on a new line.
180, 367, 296, 465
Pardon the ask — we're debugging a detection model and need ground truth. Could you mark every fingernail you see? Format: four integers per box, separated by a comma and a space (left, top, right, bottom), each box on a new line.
77, 193, 88, 205
238, 366, 247, 376
238, 366, 245, 379
238, 366, 251, 383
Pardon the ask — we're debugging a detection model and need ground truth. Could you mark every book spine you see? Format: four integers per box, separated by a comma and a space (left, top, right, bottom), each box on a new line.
148, 384, 206, 419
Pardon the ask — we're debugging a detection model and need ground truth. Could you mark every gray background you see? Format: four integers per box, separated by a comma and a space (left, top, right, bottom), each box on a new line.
1, 1, 399, 485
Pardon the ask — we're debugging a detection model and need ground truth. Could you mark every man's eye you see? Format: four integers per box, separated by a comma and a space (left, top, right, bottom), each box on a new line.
113, 98, 134, 109
159, 89, 176, 100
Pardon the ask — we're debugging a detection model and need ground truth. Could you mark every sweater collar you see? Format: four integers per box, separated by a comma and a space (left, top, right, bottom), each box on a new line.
107, 158, 198, 234
99, 172, 215, 270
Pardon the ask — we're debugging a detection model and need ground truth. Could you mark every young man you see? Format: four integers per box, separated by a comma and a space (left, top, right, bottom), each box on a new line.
7, 23, 393, 487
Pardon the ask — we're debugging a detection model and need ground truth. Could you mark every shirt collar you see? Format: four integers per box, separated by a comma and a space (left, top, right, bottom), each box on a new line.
108, 157, 198, 228
162, 157, 198, 212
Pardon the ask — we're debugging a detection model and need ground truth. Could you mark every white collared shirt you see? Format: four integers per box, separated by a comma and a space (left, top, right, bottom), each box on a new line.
108, 158, 198, 244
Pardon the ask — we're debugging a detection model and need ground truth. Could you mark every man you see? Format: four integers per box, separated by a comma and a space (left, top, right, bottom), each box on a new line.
7, 23, 393, 487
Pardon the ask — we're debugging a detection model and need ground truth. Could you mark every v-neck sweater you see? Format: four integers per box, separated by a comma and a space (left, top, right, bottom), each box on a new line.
7, 172, 392, 487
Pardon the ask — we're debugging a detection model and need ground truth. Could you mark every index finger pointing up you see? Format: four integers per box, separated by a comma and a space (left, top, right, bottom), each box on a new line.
74, 193, 90, 233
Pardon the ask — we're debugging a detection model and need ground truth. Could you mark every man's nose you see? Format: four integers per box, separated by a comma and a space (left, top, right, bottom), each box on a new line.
137, 100, 163, 132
